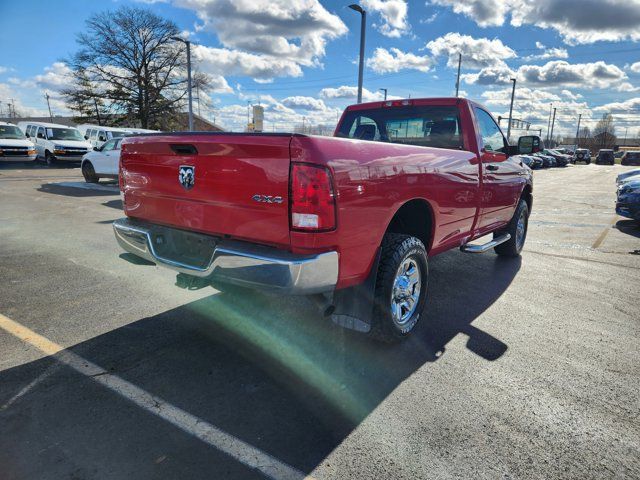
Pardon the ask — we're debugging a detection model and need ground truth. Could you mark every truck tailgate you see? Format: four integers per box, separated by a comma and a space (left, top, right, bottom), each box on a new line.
120, 133, 292, 247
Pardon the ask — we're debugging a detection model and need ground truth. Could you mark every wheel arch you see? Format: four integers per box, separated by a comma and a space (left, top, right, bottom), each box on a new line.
521, 184, 533, 213
383, 198, 435, 253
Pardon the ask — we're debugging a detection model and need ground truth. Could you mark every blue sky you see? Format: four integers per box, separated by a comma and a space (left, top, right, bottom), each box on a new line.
1, 0, 639, 137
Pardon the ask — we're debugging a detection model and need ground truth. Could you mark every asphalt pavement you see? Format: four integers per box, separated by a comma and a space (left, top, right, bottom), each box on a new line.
0, 161, 638, 479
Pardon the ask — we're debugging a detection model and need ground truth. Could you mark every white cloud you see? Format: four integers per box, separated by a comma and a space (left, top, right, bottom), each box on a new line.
0, 66, 8, 75
360, 0, 410, 37
593, 97, 640, 112
193, 45, 303, 82
561, 89, 582, 100
519, 60, 626, 88
175, 0, 347, 64
426, 32, 516, 69
465, 60, 628, 90
319, 85, 396, 102
281, 96, 327, 111
629, 62, 640, 73
431, 0, 640, 45
523, 42, 569, 60
366, 47, 432, 73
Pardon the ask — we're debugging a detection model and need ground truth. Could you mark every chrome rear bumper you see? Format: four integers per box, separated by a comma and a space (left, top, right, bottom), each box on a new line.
113, 217, 338, 294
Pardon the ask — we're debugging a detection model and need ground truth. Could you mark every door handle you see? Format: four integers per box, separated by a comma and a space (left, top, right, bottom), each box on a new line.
486, 165, 499, 171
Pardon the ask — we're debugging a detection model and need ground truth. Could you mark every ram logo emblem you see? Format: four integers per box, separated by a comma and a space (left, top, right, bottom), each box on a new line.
252, 194, 284, 204
178, 166, 195, 190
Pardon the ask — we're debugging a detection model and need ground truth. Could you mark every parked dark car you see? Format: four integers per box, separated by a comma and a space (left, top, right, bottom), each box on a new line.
616, 179, 640, 223
596, 149, 615, 165
617, 169, 640, 185
573, 149, 591, 164
520, 155, 543, 169
621, 151, 640, 166
543, 149, 570, 167
534, 152, 553, 168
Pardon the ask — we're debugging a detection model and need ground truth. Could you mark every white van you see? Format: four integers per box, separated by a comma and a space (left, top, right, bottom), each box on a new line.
0, 122, 37, 162
76, 124, 132, 149
18, 121, 92, 165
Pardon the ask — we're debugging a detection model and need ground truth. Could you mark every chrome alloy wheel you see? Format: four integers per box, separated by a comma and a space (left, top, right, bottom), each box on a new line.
516, 208, 527, 250
391, 257, 421, 326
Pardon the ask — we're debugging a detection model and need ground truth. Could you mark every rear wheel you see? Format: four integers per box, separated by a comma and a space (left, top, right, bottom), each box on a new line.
494, 199, 529, 257
82, 161, 99, 183
370, 233, 428, 342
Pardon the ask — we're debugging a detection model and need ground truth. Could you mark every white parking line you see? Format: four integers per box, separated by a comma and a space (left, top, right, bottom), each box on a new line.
0, 313, 308, 480
1, 363, 58, 411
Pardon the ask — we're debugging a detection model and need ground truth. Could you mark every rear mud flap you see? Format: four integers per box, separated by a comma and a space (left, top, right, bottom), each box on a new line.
330, 248, 381, 334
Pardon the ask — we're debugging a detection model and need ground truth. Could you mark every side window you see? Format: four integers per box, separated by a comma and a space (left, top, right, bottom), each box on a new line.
89, 130, 97, 140
115, 139, 123, 150
347, 116, 380, 141
98, 130, 107, 141
37, 127, 45, 139
102, 139, 117, 151
475, 108, 507, 154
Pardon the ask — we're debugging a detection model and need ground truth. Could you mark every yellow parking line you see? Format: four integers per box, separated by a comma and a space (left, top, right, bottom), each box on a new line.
0, 313, 309, 480
592, 215, 619, 249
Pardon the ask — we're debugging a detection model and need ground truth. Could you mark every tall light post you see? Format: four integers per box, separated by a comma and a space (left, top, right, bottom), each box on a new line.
506, 78, 516, 142
546, 103, 553, 142
172, 36, 194, 131
455, 53, 462, 97
379, 88, 387, 100
575, 113, 582, 148
549, 107, 557, 147
349, 4, 366, 104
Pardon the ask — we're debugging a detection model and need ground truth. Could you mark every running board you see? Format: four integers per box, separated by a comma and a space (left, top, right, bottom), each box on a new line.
460, 234, 511, 253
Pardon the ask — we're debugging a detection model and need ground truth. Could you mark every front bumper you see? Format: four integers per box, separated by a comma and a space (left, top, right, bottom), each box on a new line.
0, 154, 37, 162
113, 217, 339, 294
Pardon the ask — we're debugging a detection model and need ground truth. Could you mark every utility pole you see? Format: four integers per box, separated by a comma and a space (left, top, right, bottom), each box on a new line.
44, 92, 53, 122
171, 36, 194, 131
575, 113, 582, 148
549, 107, 557, 147
93, 98, 102, 126
455, 53, 462, 97
379, 88, 387, 101
9, 99, 15, 118
349, 4, 366, 104
546, 103, 553, 142
506, 78, 516, 142
623, 127, 628, 146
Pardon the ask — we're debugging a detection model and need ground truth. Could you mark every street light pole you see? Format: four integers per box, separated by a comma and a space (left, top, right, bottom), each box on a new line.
455, 53, 462, 97
172, 36, 194, 131
546, 103, 553, 143
575, 113, 582, 148
549, 107, 557, 147
623, 126, 628, 146
379, 88, 387, 100
45, 92, 53, 122
506, 78, 516, 142
349, 4, 366, 104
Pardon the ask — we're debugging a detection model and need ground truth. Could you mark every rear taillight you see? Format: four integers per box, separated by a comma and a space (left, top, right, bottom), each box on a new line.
290, 163, 336, 231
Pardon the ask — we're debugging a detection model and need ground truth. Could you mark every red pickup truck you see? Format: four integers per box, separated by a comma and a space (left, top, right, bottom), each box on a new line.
114, 97, 538, 341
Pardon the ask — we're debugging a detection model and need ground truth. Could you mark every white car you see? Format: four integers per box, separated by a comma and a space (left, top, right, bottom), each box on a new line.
81, 137, 122, 182
77, 124, 132, 149
0, 122, 37, 162
18, 121, 92, 165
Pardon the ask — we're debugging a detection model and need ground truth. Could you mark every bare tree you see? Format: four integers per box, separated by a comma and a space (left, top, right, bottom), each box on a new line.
593, 113, 617, 149
63, 7, 203, 129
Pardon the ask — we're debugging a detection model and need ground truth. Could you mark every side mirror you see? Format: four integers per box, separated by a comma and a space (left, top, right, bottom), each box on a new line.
518, 135, 541, 155
84, 135, 89, 140
25, 133, 30, 138
37, 133, 45, 139
93, 147, 99, 151
98, 136, 106, 142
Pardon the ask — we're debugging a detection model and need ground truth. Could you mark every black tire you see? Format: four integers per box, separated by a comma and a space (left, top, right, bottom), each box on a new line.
586, 160, 591, 165
370, 233, 428, 342
494, 199, 529, 257
45, 151, 56, 166
82, 161, 99, 183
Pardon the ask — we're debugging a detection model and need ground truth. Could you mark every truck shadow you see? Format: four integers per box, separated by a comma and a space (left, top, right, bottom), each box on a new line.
37, 182, 120, 197
0, 251, 518, 478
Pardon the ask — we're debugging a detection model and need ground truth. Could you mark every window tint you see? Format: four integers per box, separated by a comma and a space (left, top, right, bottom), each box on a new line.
475, 108, 506, 154
101, 139, 117, 151
338, 106, 463, 149
37, 127, 45, 138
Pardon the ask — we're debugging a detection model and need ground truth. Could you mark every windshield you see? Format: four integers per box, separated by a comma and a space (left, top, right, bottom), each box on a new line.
0, 125, 25, 139
337, 105, 463, 149
110, 131, 127, 138
46, 128, 84, 141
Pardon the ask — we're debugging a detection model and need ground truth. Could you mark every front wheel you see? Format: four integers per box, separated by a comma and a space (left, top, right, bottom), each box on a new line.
494, 199, 529, 257
82, 161, 99, 183
45, 151, 56, 166
370, 233, 428, 342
